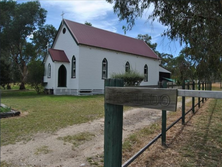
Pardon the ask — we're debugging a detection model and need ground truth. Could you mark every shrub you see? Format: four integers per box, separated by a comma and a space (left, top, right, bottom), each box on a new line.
111, 70, 144, 86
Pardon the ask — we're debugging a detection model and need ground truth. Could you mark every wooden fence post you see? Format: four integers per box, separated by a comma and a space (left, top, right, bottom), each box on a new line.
161, 81, 167, 146
182, 80, 185, 125
198, 81, 201, 108
202, 82, 205, 103
104, 79, 124, 167
192, 81, 195, 113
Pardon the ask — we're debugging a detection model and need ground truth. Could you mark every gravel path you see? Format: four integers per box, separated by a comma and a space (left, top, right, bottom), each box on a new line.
1, 98, 191, 167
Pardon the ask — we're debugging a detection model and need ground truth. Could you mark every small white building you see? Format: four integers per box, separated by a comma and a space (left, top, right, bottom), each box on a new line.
43, 19, 161, 95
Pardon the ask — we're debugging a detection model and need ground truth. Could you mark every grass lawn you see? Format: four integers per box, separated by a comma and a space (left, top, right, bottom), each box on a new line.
177, 99, 222, 166
1, 89, 105, 145
140, 98, 222, 167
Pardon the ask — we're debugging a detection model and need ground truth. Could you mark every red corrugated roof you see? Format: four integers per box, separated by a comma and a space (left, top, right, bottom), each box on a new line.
48, 48, 70, 63
64, 19, 159, 60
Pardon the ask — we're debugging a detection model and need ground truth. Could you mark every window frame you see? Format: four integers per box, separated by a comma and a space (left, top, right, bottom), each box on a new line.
102, 58, 108, 79
144, 64, 148, 82
125, 61, 130, 73
71, 56, 76, 78
48, 63, 51, 78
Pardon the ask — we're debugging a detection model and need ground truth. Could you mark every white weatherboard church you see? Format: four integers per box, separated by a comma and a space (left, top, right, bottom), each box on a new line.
43, 19, 161, 95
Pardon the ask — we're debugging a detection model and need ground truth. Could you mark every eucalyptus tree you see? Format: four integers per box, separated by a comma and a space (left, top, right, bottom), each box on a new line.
107, 0, 222, 80
137, 34, 174, 71
173, 54, 191, 84
0, 0, 56, 89
0, 0, 46, 89
0, 58, 11, 89
32, 24, 57, 59
158, 53, 174, 70
137, 34, 157, 52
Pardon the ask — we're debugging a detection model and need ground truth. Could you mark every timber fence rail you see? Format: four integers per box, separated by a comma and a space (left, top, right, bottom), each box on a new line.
103, 79, 218, 167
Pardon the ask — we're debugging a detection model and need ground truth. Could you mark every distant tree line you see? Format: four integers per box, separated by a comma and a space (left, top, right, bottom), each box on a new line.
0, 0, 56, 92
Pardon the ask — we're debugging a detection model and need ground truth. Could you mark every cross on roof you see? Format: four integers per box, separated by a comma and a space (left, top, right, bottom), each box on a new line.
61, 11, 65, 19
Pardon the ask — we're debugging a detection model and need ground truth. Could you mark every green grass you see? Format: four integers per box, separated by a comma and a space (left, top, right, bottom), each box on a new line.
0, 106, 11, 113
178, 99, 222, 166
0, 161, 13, 167
122, 123, 160, 152
87, 155, 104, 167
1, 90, 104, 145
58, 132, 95, 150
34, 145, 52, 155
0, 83, 33, 90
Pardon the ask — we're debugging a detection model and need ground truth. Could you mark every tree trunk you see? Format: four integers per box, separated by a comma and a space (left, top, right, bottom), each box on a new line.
19, 82, 26, 90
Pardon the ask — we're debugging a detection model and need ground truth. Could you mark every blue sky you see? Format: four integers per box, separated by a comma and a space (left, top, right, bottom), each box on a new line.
26, 0, 184, 57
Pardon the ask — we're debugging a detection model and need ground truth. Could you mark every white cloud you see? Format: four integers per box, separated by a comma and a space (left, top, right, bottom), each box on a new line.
39, 0, 183, 56
40, 0, 116, 30
93, 18, 119, 32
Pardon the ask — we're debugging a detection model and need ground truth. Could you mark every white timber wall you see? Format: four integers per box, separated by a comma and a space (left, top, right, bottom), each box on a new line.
78, 45, 159, 91
44, 55, 56, 89
44, 23, 159, 95
52, 24, 80, 91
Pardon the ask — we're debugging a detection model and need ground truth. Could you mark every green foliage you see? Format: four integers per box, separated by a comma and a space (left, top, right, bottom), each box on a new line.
32, 24, 57, 59
107, 0, 222, 81
27, 60, 44, 94
137, 34, 157, 52
0, 106, 11, 113
0, 1, 56, 90
158, 53, 174, 69
0, 58, 11, 89
85, 21, 92, 26
111, 70, 144, 86
172, 51, 194, 83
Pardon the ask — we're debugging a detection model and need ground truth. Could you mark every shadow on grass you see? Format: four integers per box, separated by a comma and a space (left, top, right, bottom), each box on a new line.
195, 99, 222, 167
180, 99, 222, 167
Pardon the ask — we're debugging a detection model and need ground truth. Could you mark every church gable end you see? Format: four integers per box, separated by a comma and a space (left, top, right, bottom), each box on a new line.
44, 19, 161, 95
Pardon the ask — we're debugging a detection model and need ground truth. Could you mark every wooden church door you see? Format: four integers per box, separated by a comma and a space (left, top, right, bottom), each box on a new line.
58, 65, 67, 87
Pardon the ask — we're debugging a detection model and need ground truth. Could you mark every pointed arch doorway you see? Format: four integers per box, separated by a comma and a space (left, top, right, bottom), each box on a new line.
58, 65, 67, 87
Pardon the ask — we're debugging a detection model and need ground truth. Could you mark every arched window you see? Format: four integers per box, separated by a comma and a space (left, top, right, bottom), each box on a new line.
58, 65, 67, 87
144, 64, 148, 82
125, 61, 130, 73
71, 56, 76, 78
102, 58, 108, 79
48, 63, 51, 78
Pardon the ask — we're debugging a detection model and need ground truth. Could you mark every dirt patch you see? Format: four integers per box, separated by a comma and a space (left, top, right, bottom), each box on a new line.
212, 82, 221, 88
1, 98, 192, 167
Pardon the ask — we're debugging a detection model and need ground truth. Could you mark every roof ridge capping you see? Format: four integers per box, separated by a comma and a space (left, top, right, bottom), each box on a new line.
63, 19, 159, 60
